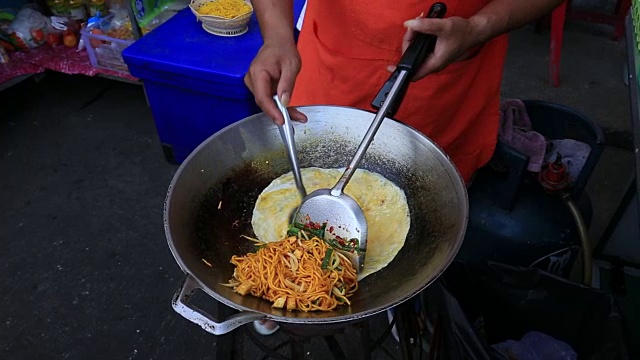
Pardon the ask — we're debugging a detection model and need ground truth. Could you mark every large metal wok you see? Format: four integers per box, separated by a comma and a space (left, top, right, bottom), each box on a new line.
166, 106, 468, 335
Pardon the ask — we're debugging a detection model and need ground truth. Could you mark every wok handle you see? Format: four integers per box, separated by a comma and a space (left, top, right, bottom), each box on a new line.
171, 275, 265, 335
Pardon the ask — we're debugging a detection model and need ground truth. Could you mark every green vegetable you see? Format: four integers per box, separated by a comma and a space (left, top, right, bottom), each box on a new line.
322, 237, 366, 254
289, 222, 325, 239
321, 248, 333, 270
287, 224, 300, 237
287, 223, 366, 254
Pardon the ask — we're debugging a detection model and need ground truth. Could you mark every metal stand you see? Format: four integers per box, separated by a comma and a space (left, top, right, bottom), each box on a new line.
238, 313, 402, 360
214, 301, 236, 359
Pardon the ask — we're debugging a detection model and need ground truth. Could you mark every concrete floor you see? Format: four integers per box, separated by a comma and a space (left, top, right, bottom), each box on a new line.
1, 18, 636, 360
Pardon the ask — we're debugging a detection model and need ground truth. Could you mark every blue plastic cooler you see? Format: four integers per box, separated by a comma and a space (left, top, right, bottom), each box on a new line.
123, 3, 305, 164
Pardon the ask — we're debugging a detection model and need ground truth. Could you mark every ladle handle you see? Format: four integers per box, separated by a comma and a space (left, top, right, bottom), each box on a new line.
331, 73, 409, 196
172, 275, 265, 335
371, 2, 447, 116
274, 95, 307, 199
397, 2, 447, 74
332, 3, 446, 197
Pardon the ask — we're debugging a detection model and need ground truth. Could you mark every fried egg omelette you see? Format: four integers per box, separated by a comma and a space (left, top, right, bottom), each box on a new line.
251, 167, 410, 280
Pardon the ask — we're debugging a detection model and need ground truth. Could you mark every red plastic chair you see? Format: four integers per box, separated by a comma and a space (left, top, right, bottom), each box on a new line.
548, 0, 631, 87
550, 1, 569, 88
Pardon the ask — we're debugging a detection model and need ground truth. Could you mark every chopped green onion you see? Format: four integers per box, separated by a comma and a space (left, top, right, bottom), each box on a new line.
321, 248, 333, 270
289, 223, 366, 254
292, 222, 325, 238
287, 224, 300, 237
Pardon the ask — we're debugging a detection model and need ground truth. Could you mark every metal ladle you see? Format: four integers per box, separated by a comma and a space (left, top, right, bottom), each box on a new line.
274, 95, 307, 202
294, 2, 447, 274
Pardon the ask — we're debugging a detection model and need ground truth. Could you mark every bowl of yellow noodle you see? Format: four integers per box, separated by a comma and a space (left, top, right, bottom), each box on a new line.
189, 0, 253, 36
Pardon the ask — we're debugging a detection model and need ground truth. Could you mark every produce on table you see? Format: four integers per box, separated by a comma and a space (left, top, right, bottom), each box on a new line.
63, 29, 78, 47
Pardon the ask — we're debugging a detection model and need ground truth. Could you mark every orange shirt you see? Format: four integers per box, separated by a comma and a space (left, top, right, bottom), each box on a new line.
290, 0, 508, 183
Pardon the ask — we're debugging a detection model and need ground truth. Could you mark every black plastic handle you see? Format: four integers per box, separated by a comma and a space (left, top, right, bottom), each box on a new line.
397, 2, 447, 75
371, 2, 447, 115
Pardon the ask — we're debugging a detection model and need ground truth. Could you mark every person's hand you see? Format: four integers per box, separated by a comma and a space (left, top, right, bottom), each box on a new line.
244, 41, 308, 126
388, 16, 482, 81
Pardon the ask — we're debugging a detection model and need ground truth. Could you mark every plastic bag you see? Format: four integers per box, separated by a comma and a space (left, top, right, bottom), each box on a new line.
0, 46, 9, 63
49, 15, 80, 48
0, 9, 16, 33
492, 331, 576, 360
93, 4, 132, 40
7, 7, 48, 49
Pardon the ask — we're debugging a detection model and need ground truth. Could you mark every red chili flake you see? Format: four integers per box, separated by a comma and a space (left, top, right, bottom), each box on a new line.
305, 221, 323, 230
329, 226, 334, 233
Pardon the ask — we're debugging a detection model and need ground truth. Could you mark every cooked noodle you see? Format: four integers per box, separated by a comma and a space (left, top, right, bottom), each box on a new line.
224, 235, 358, 311
197, 0, 251, 19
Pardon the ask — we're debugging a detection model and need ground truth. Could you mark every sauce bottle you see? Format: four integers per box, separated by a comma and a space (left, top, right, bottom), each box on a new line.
46, 0, 68, 16
66, 0, 88, 21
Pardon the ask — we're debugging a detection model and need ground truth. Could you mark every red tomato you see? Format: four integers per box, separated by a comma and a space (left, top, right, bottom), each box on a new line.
30, 28, 45, 44
46, 32, 61, 46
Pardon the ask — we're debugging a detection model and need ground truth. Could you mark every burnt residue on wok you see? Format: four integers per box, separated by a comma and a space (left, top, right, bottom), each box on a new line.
191, 134, 455, 303
193, 160, 275, 276
165, 106, 466, 323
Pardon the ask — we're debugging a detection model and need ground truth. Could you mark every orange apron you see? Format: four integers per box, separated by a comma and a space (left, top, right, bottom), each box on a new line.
290, 0, 508, 183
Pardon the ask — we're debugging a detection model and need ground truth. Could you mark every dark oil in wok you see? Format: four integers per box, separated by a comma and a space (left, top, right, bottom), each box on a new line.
193, 159, 278, 271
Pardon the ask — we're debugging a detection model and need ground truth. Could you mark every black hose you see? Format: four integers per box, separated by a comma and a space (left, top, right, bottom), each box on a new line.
562, 193, 592, 286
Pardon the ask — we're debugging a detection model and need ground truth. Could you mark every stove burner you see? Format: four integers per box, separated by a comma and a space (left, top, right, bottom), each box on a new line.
205, 293, 427, 359
240, 315, 398, 360
224, 301, 430, 360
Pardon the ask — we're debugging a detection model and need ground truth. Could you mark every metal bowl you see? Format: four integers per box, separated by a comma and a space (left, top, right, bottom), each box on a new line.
165, 106, 468, 334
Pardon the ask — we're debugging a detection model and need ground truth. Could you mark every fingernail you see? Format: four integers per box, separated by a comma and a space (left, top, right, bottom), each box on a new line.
404, 19, 419, 28
280, 92, 290, 107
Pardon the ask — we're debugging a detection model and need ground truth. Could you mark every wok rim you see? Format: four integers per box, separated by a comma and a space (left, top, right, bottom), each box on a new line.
164, 105, 469, 324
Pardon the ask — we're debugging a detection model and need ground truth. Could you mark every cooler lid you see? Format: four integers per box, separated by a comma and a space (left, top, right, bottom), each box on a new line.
122, 8, 263, 89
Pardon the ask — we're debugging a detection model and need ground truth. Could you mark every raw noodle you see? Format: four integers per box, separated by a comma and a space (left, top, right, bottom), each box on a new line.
197, 0, 251, 19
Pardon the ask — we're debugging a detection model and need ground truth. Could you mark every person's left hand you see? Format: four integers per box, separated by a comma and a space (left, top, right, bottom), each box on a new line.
388, 16, 482, 81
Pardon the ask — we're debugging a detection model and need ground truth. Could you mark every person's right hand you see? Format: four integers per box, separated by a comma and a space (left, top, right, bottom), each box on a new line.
244, 41, 308, 126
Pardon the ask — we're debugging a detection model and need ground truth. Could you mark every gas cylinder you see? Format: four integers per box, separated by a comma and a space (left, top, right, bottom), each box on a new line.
456, 100, 604, 279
